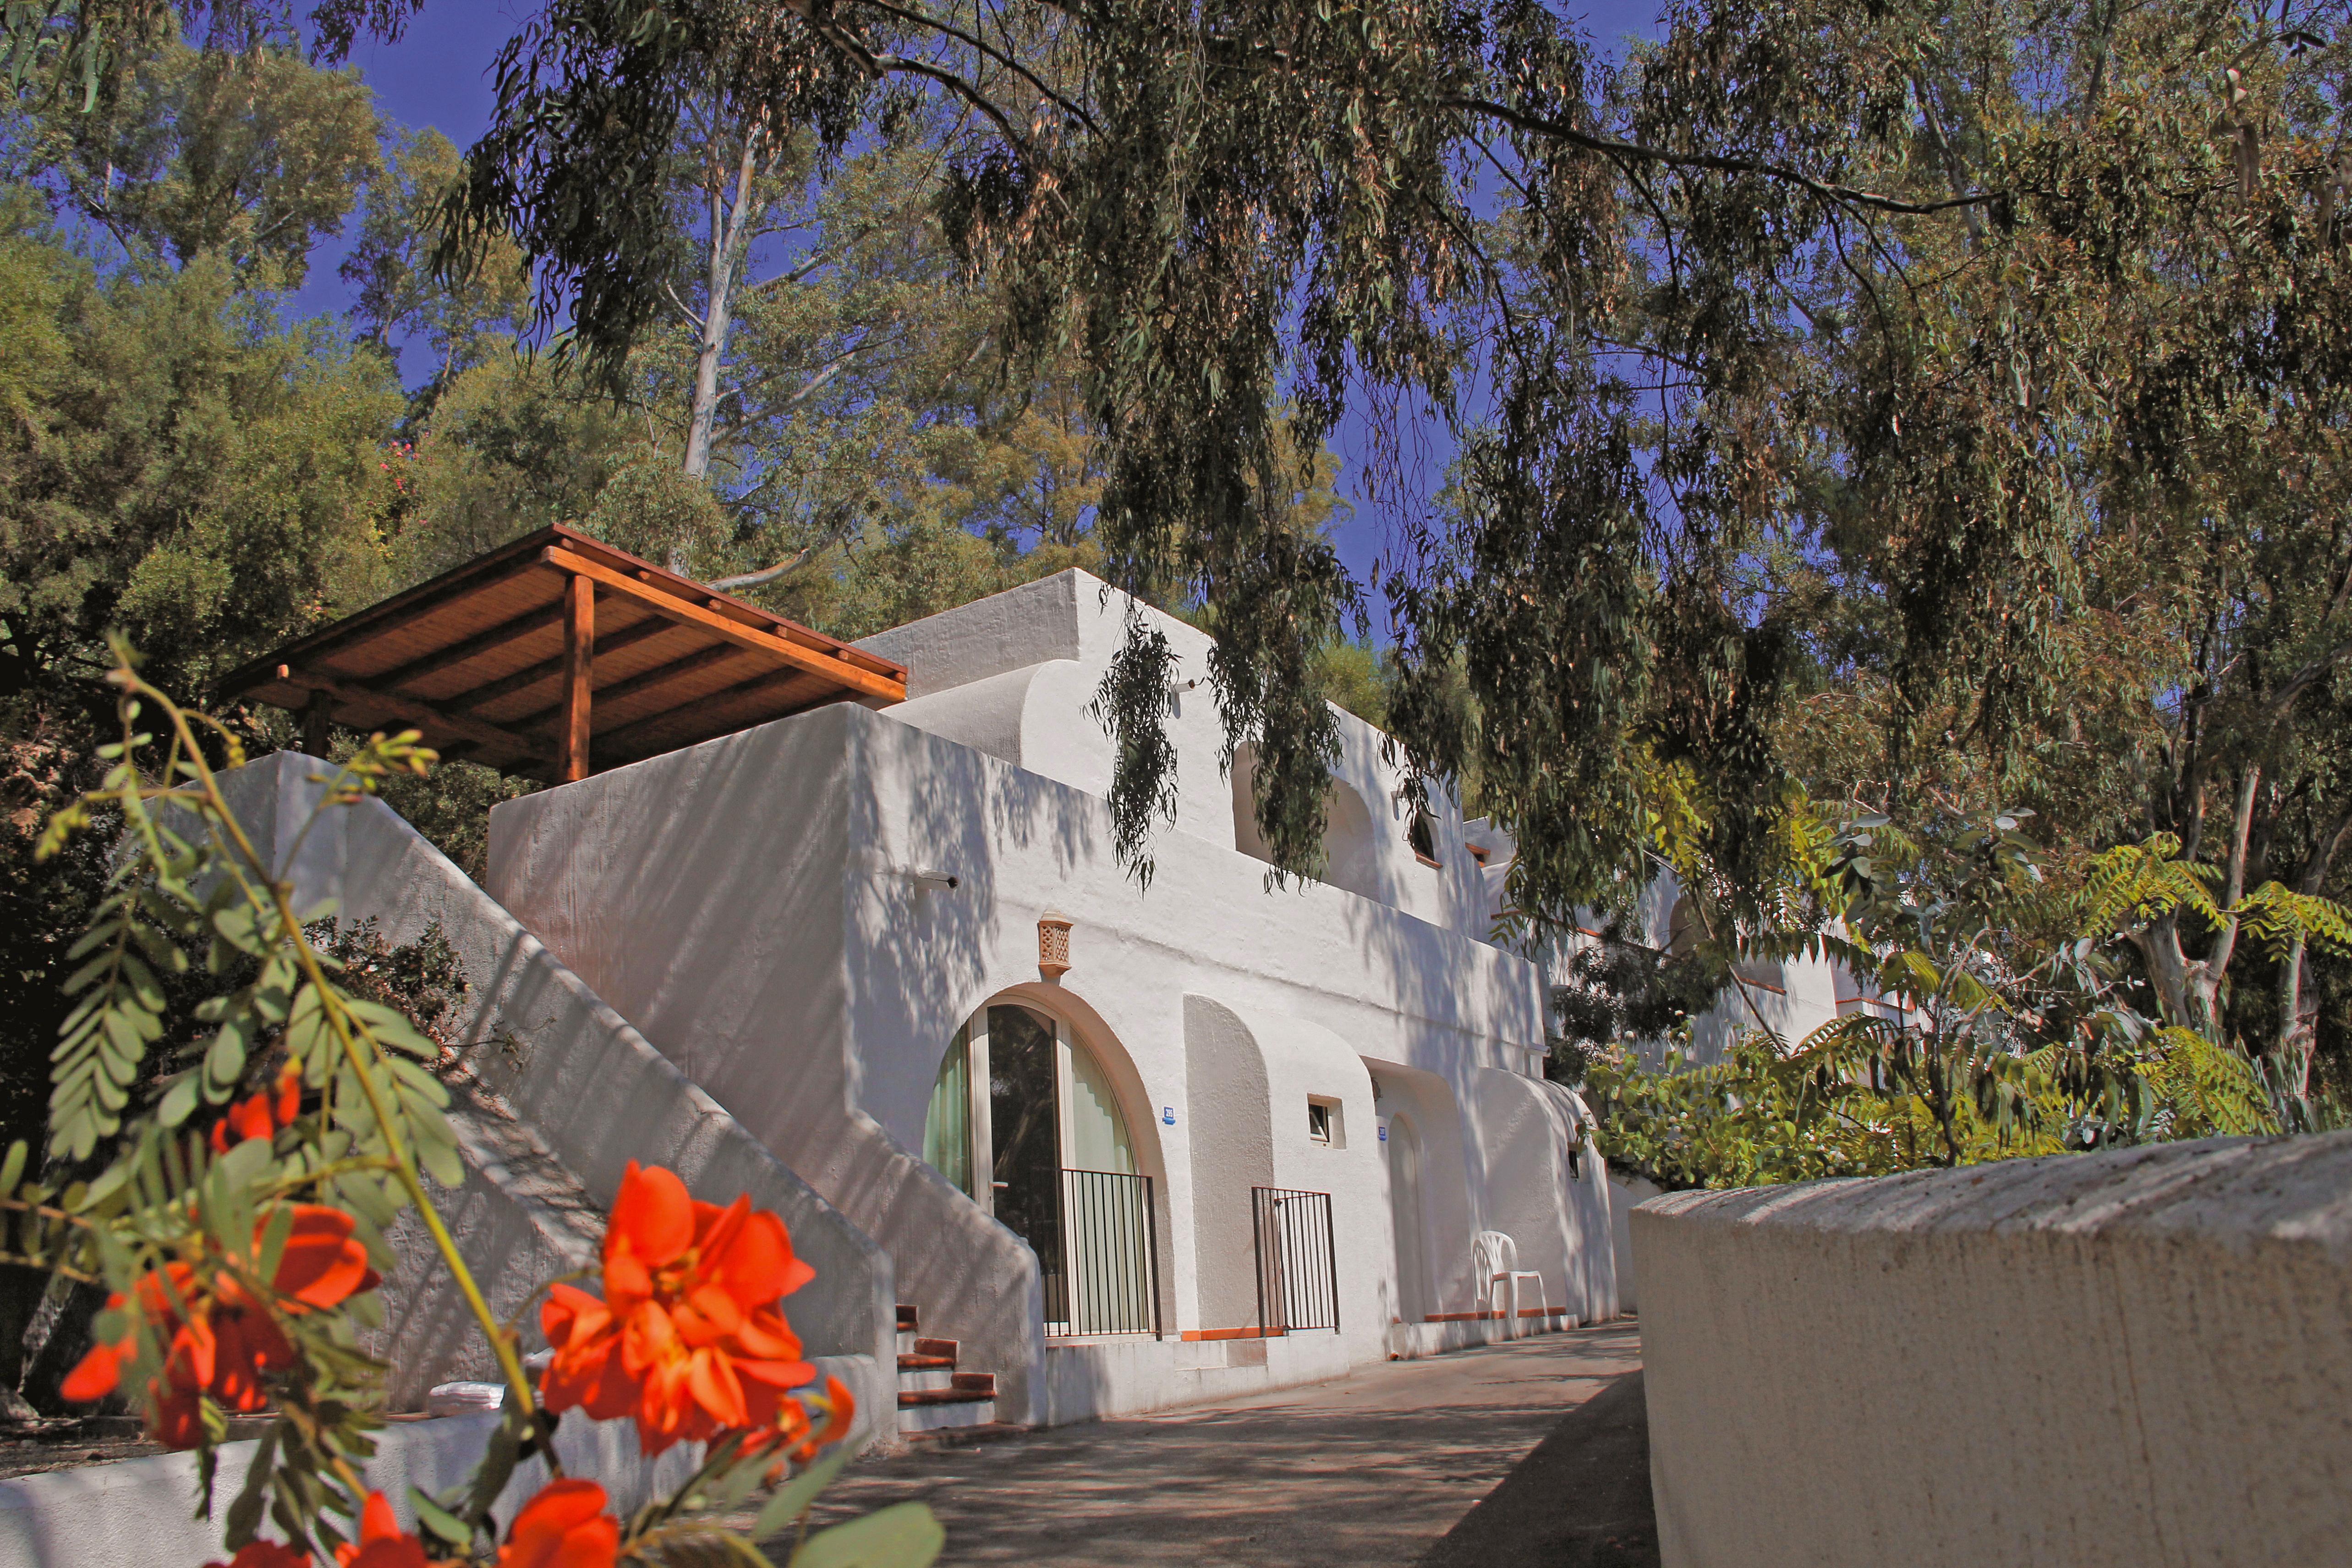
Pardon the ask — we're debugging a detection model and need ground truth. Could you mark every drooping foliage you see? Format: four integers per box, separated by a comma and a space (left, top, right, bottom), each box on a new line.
375, 0, 2352, 940
8, 0, 2352, 1091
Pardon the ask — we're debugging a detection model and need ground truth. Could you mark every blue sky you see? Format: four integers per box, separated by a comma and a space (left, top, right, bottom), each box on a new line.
287, 3, 1668, 609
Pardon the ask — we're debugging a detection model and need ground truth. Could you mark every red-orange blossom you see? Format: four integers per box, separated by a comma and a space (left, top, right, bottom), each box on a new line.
539, 1161, 826, 1454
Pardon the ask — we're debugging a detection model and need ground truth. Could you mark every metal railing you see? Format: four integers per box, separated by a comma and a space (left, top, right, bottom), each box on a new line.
1044, 1168, 1161, 1337
1253, 1186, 1339, 1333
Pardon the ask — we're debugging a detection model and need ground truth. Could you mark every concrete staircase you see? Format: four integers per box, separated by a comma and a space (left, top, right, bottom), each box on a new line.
895, 1304, 1004, 1438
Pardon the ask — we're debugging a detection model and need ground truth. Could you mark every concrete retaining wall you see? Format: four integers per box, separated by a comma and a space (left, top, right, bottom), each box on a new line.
1632, 1134, 2352, 1568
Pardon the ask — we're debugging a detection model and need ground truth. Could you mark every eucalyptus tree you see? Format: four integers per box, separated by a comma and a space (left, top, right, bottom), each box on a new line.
420, 0, 2352, 919
15, 0, 2352, 978
6, 34, 378, 283
341, 126, 531, 379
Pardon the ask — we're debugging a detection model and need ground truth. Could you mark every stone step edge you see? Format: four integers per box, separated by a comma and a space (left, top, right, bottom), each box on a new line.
898, 1388, 994, 1408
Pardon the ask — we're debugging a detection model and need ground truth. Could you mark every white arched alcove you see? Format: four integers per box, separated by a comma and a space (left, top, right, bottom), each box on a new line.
1228, 744, 1384, 904
1182, 994, 1276, 1332
1319, 778, 1382, 901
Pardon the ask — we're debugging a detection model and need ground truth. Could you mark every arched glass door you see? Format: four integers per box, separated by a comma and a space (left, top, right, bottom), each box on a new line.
923, 1002, 1151, 1334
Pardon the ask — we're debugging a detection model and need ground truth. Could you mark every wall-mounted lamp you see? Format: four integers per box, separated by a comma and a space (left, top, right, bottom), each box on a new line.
1038, 914, 1074, 977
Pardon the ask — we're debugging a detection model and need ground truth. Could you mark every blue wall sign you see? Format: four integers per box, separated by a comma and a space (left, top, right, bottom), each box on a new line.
1162, 1106, 1175, 1125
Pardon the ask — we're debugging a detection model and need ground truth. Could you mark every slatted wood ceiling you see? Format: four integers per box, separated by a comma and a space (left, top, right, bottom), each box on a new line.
218, 524, 905, 781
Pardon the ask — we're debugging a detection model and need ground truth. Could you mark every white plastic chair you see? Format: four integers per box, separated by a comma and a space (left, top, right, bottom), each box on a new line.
1472, 1230, 1547, 1338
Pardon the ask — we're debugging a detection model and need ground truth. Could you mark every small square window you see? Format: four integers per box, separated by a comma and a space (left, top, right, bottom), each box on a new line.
1406, 811, 1441, 867
1307, 1099, 1340, 1146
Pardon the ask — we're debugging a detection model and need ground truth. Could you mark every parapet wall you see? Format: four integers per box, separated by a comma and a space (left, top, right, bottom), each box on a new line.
1632, 1134, 2352, 1568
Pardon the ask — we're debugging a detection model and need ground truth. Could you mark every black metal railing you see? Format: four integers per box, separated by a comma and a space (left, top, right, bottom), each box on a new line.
1043, 1168, 1161, 1337
1253, 1186, 1339, 1333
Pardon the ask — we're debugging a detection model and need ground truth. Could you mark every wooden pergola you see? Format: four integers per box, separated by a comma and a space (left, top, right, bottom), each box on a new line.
220, 524, 906, 782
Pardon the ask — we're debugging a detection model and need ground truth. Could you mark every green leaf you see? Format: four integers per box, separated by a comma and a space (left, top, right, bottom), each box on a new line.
254, 1203, 295, 1287
785, 1502, 942, 1568
0, 1141, 24, 1196
204, 1016, 250, 1091
463, 1406, 528, 1526
223, 1423, 280, 1549
388, 1056, 450, 1106
749, 1447, 852, 1541
157, 1074, 201, 1128
408, 1487, 471, 1551
413, 1119, 466, 1190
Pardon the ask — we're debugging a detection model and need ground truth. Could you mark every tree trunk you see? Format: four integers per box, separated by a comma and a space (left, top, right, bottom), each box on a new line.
2279, 806, 2352, 1091
681, 130, 765, 486
2135, 767, 2261, 1042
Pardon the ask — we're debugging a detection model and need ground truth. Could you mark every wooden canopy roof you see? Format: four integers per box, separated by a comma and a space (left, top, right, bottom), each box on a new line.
220, 523, 905, 782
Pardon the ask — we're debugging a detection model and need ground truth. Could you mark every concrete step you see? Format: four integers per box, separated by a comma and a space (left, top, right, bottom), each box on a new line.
895, 1333, 958, 1359
899, 1369, 994, 1395
897, 1392, 997, 1432
899, 1373, 994, 1404
902, 1419, 1029, 1449
898, 1368, 959, 1393
898, 1353, 956, 1374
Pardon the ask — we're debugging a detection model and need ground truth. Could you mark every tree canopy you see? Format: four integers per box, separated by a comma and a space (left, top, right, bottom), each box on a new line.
6, 0, 2352, 1108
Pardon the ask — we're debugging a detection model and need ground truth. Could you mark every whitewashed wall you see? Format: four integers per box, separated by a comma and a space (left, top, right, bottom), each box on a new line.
214, 753, 895, 1420
1634, 1134, 2352, 1568
487, 572, 1615, 1422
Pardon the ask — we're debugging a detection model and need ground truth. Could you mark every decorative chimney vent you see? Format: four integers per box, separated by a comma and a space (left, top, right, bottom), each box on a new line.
1038, 915, 1074, 977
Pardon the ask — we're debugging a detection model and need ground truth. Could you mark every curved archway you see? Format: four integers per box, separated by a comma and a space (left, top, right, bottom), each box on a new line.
1320, 778, 1381, 900
1231, 748, 1385, 902
921, 988, 1160, 1335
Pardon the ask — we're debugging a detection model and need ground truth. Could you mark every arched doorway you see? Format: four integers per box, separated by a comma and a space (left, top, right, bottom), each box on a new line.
1387, 1111, 1431, 1322
924, 1000, 1153, 1335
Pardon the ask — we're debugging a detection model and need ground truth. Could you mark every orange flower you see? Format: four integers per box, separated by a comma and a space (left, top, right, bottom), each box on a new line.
204, 1541, 310, 1568
498, 1479, 619, 1568
540, 1162, 816, 1454
334, 1491, 437, 1568
793, 1375, 857, 1462
60, 1205, 380, 1447
209, 1063, 304, 1156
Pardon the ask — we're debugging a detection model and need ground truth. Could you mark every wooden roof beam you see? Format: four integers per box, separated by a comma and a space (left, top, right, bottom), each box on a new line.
271, 668, 550, 765
540, 546, 905, 703
507, 642, 750, 733
361, 601, 566, 695
594, 665, 835, 763
440, 612, 678, 714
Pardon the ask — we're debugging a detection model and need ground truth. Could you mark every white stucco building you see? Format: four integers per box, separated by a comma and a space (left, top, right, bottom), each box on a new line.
471, 568, 1614, 1428
216, 538, 1628, 1438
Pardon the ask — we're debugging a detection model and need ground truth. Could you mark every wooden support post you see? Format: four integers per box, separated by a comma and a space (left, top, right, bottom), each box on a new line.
301, 691, 333, 759
560, 575, 595, 782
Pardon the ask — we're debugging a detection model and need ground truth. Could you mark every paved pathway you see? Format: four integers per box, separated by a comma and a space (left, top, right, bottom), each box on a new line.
779, 1322, 1643, 1566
